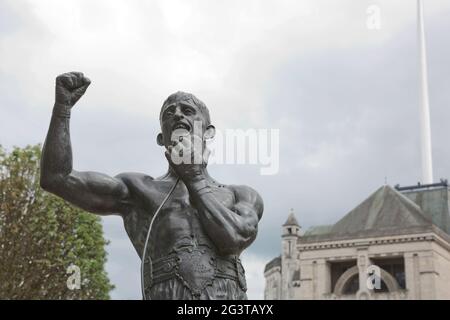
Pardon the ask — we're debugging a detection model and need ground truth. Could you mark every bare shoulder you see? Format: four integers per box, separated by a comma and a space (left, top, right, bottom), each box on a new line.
114, 172, 155, 189
228, 184, 264, 219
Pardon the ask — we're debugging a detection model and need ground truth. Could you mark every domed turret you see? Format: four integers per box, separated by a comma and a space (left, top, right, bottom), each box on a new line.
282, 208, 301, 237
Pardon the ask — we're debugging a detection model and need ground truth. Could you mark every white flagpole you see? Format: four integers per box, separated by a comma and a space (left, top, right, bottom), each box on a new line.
418, 0, 433, 184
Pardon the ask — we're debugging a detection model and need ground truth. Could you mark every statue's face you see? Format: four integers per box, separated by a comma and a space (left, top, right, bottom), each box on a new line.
159, 100, 209, 149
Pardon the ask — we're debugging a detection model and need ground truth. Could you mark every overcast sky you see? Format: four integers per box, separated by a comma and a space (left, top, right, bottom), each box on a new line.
1, 0, 450, 299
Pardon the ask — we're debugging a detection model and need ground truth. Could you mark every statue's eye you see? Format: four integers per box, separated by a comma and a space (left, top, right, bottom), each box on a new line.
184, 107, 195, 115
165, 109, 174, 117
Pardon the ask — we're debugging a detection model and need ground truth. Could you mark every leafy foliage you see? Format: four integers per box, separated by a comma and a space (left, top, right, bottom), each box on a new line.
0, 145, 114, 299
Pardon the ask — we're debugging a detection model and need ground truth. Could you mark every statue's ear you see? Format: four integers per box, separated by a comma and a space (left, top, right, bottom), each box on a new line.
157, 133, 164, 146
204, 125, 216, 140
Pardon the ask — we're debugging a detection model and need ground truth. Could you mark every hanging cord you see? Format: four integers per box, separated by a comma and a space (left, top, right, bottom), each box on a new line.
141, 177, 180, 300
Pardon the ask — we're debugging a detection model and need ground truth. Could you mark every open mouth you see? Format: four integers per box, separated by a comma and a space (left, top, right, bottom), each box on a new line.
172, 122, 191, 132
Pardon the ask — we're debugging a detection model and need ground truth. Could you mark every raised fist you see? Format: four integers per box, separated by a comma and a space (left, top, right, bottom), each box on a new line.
55, 72, 91, 107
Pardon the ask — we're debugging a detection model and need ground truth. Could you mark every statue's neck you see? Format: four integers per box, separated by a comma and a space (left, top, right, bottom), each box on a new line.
167, 165, 213, 181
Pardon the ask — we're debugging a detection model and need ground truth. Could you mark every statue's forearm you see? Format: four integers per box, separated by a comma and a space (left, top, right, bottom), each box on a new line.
186, 181, 257, 255
40, 104, 73, 188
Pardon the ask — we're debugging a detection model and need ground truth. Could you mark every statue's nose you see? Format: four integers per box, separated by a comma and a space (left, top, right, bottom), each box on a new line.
173, 108, 184, 120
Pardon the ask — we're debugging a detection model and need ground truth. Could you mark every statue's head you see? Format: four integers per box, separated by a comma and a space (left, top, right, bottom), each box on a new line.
157, 91, 215, 150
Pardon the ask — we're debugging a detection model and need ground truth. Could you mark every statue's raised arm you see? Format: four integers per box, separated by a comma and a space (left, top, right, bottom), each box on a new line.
40, 72, 130, 215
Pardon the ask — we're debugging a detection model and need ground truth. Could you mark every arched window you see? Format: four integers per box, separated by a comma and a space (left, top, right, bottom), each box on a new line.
334, 265, 401, 296
342, 274, 359, 294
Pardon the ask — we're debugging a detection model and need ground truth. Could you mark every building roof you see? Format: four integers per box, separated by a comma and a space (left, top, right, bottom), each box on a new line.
283, 211, 299, 226
300, 185, 440, 243
303, 225, 333, 236
331, 185, 430, 233
401, 184, 450, 234
265, 184, 450, 273
264, 256, 281, 273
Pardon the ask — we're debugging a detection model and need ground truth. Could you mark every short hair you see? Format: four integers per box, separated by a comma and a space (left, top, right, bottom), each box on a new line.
160, 91, 211, 125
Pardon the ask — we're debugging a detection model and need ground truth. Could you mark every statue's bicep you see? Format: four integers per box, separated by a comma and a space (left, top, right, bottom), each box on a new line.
232, 185, 264, 222
60, 171, 130, 214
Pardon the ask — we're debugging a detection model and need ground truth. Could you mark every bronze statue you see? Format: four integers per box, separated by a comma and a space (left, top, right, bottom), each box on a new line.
40, 72, 264, 300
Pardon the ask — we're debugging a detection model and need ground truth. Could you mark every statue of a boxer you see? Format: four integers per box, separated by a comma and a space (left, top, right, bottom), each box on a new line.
40, 72, 263, 299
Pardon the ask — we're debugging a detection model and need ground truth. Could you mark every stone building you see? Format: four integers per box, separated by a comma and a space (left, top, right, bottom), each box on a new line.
264, 182, 450, 300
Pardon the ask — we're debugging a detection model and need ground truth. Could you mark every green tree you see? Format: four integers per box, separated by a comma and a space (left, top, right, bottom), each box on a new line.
0, 144, 114, 299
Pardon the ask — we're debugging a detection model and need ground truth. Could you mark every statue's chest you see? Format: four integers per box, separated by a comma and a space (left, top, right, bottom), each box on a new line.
130, 183, 236, 258
153, 185, 236, 236
157, 183, 236, 215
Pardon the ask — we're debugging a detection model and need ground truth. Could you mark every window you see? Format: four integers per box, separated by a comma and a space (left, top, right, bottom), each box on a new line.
330, 260, 357, 293
342, 274, 359, 294
371, 257, 406, 290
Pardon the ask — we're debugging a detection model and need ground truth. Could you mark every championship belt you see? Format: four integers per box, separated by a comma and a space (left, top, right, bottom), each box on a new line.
174, 246, 216, 298
147, 246, 247, 298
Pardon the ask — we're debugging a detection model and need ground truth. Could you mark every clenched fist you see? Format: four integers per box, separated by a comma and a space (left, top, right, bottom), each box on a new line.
55, 72, 91, 107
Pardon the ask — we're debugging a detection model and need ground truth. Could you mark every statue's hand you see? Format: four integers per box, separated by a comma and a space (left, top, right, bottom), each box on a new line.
55, 72, 91, 107
165, 143, 206, 183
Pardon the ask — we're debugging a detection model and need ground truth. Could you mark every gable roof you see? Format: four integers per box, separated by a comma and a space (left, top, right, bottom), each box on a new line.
301, 185, 436, 243
331, 185, 431, 234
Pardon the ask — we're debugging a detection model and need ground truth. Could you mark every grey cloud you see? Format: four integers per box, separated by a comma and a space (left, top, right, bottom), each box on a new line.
1, 0, 450, 299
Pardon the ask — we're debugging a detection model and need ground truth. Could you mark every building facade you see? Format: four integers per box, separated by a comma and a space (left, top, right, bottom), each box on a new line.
264, 182, 450, 300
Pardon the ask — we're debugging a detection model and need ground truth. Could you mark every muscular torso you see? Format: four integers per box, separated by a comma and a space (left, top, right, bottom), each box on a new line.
119, 173, 237, 260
